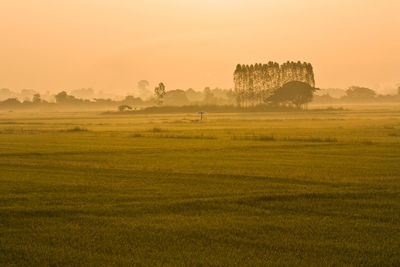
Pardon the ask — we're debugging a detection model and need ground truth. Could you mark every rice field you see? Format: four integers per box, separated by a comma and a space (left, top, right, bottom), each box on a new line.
0, 108, 399, 266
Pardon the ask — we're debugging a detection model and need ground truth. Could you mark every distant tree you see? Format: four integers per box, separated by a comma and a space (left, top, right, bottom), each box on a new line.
137, 80, 152, 99
23, 98, 32, 104
154, 83, 166, 105
122, 95, 143, 106
345, 86, 376, 99
70, 88, 95, 100
267, 81, 317, 109
138, 80, 150, 91
397, 86, 400, 96
312, 94, 336, 104
203, 87, 217, 104
0, 98, 21, 108
225, 89, 235, 104
163, 89, 190, 106
185, 88, 203, 102
32, 93, 41, 104
20, 89, 37, 100
55, 91, 80, 104
118, 105, 132, 112
55, 91, 68, 103
0, 88, 14, 100
234, 61, 315, 106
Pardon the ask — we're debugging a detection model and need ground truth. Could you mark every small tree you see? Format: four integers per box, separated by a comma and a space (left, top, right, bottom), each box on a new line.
118, 105, 132, 112
32, 93, 41, 104
154, 82, 166, 105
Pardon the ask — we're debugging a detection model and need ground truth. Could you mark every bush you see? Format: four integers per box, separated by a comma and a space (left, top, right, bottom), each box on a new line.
151, 127, 163, 132
64, 126, 88, 132
232, 135, 275, 141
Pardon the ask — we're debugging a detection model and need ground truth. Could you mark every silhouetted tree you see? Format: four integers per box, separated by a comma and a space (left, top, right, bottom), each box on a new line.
267, 81, 317, 109
154, 82, 166, 105
0, 98, 21, 108
122, 95, 143, 106
55, 91, 68, 103
55, 91, 81, 104
118, 105, 132, 112
32, 93, 41, 104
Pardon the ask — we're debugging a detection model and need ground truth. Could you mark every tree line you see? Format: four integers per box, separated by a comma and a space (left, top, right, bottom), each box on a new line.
0, 78, 398, 111
0, 86, 237, 111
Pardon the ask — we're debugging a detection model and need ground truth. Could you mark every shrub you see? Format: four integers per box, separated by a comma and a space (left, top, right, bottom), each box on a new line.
65, 126, 88, 132
282, 137, 338, 143
151, 127, 163, 132
232, 135, 275, 141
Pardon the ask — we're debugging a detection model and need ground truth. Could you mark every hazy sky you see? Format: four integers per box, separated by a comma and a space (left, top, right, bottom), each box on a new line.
0, 0, 399, 94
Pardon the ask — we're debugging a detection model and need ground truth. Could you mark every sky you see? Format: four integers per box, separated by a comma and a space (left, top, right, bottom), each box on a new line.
0, 0, 399, 94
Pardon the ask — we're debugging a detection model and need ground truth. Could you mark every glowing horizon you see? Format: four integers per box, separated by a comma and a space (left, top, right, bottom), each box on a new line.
0, 0, 399, 94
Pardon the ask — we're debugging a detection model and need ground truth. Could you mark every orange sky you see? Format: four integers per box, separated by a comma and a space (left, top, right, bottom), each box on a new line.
0, 0, 399, 94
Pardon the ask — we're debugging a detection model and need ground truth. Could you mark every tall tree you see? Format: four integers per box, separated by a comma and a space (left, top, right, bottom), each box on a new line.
154, 82, 166, 105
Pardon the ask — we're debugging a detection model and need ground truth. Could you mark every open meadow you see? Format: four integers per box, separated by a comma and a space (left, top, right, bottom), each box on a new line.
1, 107, 400, 266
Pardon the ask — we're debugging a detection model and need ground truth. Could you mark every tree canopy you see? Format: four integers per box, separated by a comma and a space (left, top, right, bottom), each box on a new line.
267, 81, 318, 109
346, 86, 376, 99
154, 83, 166, 105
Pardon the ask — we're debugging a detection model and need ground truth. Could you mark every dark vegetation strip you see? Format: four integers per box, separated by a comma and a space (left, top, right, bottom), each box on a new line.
0, 162, 372, 188
236, 191, 400, 204
0, 121, 46, 125
232, 135, 338, 142
282, 137, 338, 142
1, 191, 398, 220
155, 134, 217, 140
233, 135, 275, 141
103, 104, 304, 114
61, 126, 89, 132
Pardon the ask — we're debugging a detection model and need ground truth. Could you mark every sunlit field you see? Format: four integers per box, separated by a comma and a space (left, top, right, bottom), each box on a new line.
1, 107, 399, 266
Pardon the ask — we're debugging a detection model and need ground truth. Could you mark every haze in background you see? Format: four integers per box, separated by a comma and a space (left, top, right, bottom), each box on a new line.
0, 0, 399, 94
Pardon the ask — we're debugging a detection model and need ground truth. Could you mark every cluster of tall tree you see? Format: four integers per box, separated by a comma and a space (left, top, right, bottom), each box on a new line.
234, 61, 315, 106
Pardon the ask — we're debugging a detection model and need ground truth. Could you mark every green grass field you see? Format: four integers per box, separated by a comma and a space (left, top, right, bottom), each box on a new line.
1, 108, 399, 266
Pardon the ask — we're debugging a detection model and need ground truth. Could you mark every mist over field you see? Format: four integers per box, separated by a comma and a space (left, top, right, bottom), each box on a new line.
1, 0, 400, 266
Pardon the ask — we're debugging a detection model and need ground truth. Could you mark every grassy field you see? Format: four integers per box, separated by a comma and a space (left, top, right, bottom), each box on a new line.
1, 108, 399, 266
